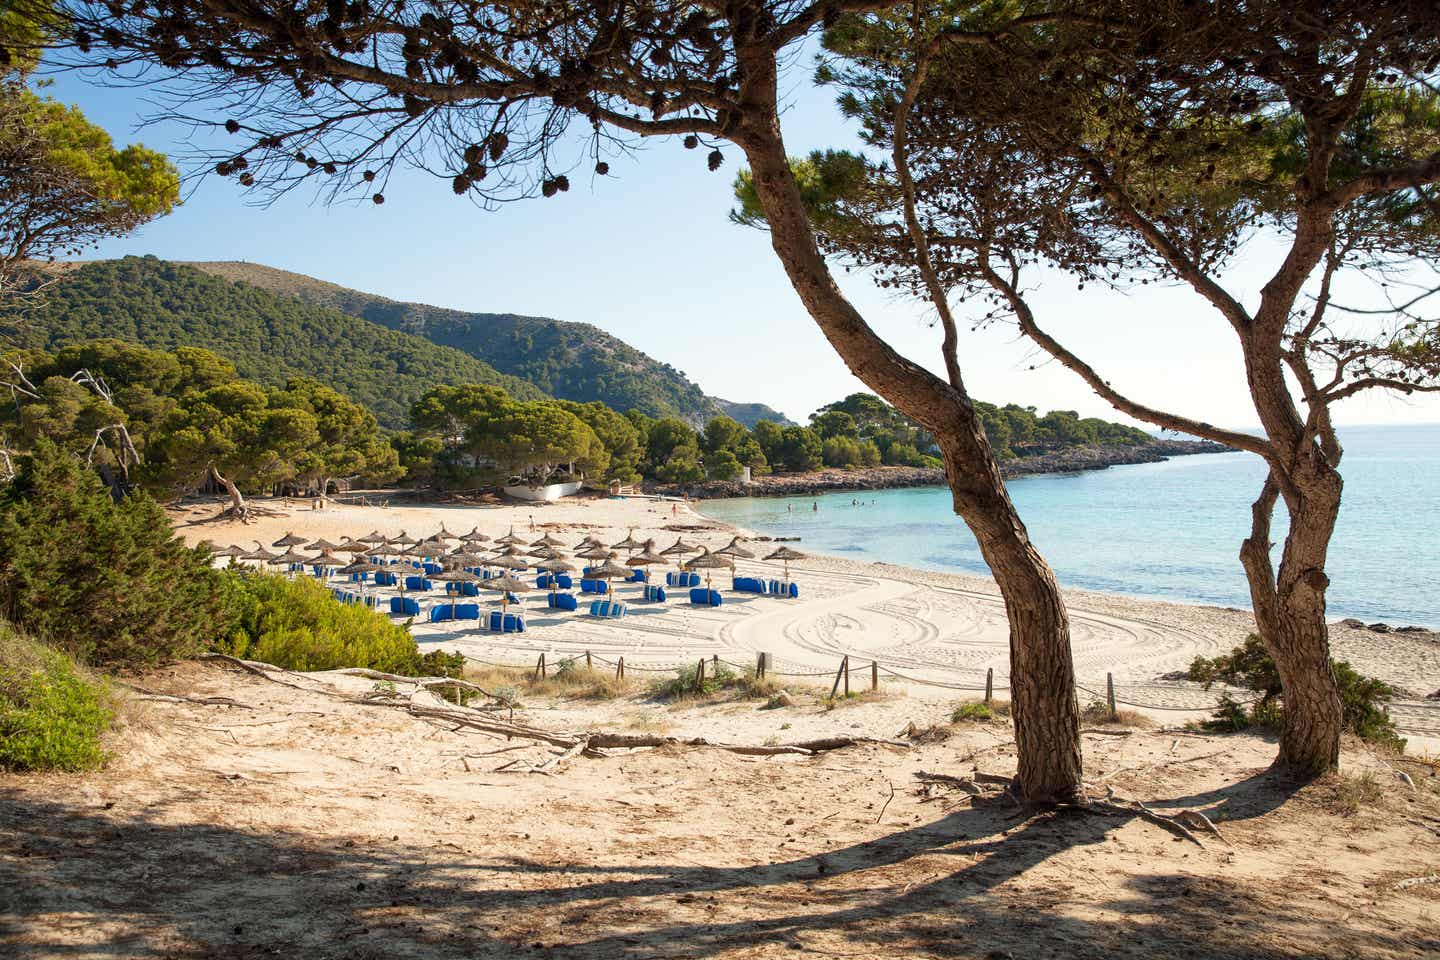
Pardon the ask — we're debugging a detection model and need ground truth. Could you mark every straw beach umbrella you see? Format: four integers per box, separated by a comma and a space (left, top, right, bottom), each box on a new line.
432, 525, 460, 542
716, 536, 756, 560
239, 543, 280, 566
208, 543, 246, 562
461, 526, 489, 544
495, 528, 526, 546
433, 566, 482, 619
359, 530, 389, 545
684, 548, 733, 590
531, 532, 565, 548
483, 573, 530, 617
273, 546, 313, 578
587, 559, 633, 595
573, 534, 604, 551
611, 529, 644, 552
537, 558, 577, 574
763, 545, 808, 581
389, 530, 419, 547
305, 537, 343, 552
337, 559, 383, 606
661, 537, 700, 559
272, 532, 307, 548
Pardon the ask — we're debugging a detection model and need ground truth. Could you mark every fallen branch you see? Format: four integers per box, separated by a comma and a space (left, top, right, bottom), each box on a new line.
198, 654, 316, 691
120, 683, 255, 710
1394, 874, 1440, 891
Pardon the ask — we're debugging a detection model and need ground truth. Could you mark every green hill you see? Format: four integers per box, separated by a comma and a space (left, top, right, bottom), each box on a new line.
186, 260, 788, 426
1, 257, 545, 429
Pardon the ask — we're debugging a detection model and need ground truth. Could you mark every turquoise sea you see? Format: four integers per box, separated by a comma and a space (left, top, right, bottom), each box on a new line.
699, 424, 1440, 628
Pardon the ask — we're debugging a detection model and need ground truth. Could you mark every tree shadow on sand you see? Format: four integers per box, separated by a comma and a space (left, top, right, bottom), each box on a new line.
0, 770, 1427, 960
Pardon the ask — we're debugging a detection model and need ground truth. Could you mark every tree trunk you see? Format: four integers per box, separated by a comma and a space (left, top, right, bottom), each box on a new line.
734, 45, 1083, 806
209, 464, 249, 521
1239, 460, 1345, 777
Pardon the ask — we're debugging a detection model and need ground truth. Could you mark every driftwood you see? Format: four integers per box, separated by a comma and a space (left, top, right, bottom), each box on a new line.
120, 683, 256, 710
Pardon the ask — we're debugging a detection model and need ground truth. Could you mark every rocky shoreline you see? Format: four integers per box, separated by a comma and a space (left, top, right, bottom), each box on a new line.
648, 438, 1230, 500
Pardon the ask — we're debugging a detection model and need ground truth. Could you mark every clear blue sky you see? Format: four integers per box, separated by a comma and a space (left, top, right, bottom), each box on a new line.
42, 53, 1440, 431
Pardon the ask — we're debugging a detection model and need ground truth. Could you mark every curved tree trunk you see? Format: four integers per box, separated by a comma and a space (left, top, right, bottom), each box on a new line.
734, 45, 1083, 806
208, 464, 249, 522
1240, 462, 1345, 776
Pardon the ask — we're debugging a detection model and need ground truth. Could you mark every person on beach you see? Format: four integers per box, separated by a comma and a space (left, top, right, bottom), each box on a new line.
812, 501, 818, 512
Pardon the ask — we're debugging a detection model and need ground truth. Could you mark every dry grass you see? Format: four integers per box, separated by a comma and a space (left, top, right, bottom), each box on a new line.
1079, 701, 1156, 728
1328, 771, 1385, 817
464, 662, 637, 701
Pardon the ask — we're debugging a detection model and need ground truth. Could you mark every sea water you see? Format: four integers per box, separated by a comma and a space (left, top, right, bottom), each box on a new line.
699, 424, 1439, 627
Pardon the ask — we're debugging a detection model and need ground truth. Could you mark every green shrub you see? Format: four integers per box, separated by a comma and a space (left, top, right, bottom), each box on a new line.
1189, 634, 1404, 750
650, 660, 739, 699
0, 623, 113, 771
223, 572, 422, 674
0, 442, 237, 671
952, 701, 996, 723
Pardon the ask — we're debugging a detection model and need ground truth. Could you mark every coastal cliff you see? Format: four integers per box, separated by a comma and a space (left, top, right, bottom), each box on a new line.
648, 438, 1229, 499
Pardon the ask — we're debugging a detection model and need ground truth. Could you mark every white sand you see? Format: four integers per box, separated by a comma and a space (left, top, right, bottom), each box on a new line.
170, 492, 1440, 743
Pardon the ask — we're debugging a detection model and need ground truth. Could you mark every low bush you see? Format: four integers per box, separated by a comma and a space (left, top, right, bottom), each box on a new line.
0, 442, 236, 671
221, 572, 423, 674
649, 660, 783, 701
0, 623, 113, 772
465, 658, 635, 702
1189, 634, 1405, 751
952, 700, 1009, 723
1079, 700, 1154, 728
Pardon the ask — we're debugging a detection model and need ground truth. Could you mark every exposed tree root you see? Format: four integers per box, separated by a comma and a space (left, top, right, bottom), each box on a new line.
913, 770, 1230, 850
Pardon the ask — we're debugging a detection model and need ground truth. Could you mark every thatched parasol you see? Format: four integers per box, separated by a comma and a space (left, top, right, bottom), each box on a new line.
208, 543, 246, 560
305, 538, 343, 552
433, 566, 482, 618
763, 545, 808, 580
447, 549, 487, 568
576, 545, 616, 561
587, 560, 633, 593
460, 527, 489, 544
495, 528, 526, 546
358, 530, 389, 545
684, 548, 733, 589
389, 530, 419, 546
313, 549, 346, 570
432, 526, 460, 542
611, 529, 644, 552
536, 558, 576, 574
528, 545, 566, 560
482, 573, 530, 615
661, 537, 701, 558
627, 550, 668, 569
240, 543, 279, 563
573, 534, 604, 550
531, 532, 565, 547
489, 554, 530, 571
715, 536, 756, 561
272, 532, 307, 548
335, 538, 370, 554
338, 560, 382, 577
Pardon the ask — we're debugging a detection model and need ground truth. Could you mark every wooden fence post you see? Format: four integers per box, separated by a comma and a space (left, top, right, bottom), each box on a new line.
830, 656, 849, 700
535, 652, 546, 680
985, 667, 993, 705
844, 656, 850, 697
695, 657, 706, 692
617, 656, 624, 680
1106, 673, 1117, 721
756, 651, 766, 678
871, 660, 878, 692
585, 650, 592, 670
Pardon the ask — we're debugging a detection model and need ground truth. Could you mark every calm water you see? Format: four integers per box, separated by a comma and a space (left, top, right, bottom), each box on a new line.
700, 424, 1440, 627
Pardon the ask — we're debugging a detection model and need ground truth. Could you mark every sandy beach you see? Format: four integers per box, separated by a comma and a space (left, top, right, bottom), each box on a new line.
169, 491, 1440, 745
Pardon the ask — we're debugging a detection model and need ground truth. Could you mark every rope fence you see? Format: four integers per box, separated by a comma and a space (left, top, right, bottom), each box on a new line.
445, 648, 1438, 735
445, 647, 1309, 720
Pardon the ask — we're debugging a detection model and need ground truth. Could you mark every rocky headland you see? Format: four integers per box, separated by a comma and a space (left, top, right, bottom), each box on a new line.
652, 438, 1229, 500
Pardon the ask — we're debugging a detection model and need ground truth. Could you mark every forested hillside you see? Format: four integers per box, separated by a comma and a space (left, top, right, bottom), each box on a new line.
2, 257, 544, 428
187, 260, 783, 425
